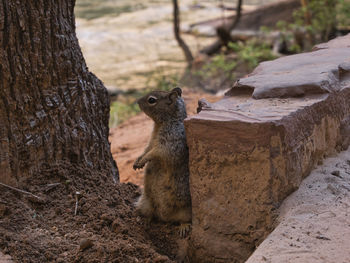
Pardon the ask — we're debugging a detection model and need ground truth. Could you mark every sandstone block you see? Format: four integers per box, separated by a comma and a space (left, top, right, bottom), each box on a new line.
229, 42, 350, 99
185, 35, 350, 262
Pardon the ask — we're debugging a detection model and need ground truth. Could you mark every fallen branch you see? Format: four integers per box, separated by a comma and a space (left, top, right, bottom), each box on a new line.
46, 183, 61, 187
44, 183, 61, 192
0, 182, 41, 200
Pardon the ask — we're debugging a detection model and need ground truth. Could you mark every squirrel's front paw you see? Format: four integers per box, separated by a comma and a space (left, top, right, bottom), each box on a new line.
133, 158, 145, 170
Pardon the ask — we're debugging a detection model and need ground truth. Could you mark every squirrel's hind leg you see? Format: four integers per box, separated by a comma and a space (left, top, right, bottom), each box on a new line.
135, 194, 154, 220
168, 206, 192, 223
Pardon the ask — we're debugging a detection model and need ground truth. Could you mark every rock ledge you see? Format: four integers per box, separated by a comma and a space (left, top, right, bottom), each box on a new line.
185, 35, 350, 262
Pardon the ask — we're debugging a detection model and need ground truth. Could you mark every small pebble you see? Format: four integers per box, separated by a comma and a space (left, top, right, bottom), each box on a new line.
316, 235, 331, 241
79, 239, 93, 251
331, 170, 341, 177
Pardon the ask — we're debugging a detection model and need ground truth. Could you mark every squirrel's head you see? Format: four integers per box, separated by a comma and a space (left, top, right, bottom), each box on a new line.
137, 87, 187, 123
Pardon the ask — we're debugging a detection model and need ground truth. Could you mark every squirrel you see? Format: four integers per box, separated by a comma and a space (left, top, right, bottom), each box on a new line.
133, 87, 191, 237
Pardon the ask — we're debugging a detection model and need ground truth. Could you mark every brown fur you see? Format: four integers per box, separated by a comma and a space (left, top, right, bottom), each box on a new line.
133, 87, 191, 225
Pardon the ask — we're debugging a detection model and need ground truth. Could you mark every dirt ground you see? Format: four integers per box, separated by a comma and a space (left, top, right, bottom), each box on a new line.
0, 89, 219, 263
0, 163, 179, 262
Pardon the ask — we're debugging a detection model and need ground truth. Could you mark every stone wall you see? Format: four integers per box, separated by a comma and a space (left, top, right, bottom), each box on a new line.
184, 34, 350, 262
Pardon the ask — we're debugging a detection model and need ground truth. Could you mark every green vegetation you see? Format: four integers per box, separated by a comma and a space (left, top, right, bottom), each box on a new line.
109, 100, 141, 127
295, 0, 350, 38
228, 40, 277, 69
75, 0, 145, 20
337, 0, 350, 29
192, 39, 276, 91
191, 52, 237, 92
276, 0, 350, 51
147, 73, 179, 92
195, 54, 237, 80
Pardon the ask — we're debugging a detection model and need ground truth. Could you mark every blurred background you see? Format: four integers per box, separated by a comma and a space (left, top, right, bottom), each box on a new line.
75, 0, 350, 127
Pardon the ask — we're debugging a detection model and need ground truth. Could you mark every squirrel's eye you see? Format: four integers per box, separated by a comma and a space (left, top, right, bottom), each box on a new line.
147, 96, 157, 104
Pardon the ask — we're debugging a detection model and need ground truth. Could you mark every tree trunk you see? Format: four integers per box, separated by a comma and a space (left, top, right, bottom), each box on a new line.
172, 0, 193, 67
0, 0, 118, 185
200, 0, 243, 56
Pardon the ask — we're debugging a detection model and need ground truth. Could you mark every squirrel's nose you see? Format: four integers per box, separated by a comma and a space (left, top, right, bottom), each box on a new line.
135, 98, 141, 105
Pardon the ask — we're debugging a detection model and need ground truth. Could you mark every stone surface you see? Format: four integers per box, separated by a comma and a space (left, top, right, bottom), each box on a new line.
0, 252, 12, 263
229, 47, 350, 99
246, 148, 350, 263
313, 34, 350, 50
184, 35, 350, 263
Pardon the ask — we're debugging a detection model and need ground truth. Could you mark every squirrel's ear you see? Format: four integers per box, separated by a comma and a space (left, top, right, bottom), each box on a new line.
171, 87, 182, 97
168, 87, 181, 104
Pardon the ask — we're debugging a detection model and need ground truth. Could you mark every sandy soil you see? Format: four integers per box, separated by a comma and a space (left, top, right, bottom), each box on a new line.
247, 147, 350, 263
109, 88, 220, 185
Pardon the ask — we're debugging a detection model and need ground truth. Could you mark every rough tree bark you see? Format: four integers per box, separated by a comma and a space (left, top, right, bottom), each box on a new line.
0, 0, 118, 185
172, 0, 193, 67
